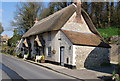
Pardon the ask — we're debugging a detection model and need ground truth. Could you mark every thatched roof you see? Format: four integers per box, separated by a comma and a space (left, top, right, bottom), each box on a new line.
22, 3, 110, 47
23, 4, 102, 39
23, 4, 76, 38
62, 29, 111, 48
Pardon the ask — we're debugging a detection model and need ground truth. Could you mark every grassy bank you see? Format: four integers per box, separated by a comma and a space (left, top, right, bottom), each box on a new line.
97, 27, 120, 38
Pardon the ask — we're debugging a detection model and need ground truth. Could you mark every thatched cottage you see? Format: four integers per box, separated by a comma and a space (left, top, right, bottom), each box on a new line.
17, 3, 111, 69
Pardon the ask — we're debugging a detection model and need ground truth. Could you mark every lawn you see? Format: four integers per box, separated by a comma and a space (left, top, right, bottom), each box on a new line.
97, 27, 120, 38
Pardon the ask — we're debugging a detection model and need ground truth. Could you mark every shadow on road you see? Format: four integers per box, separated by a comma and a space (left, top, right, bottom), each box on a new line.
85, 63, 118, 81
1, 63, 27, 81
86, 63, 117, 74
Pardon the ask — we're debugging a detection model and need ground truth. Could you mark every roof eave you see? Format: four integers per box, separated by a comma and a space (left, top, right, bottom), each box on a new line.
73, 43, 111, 48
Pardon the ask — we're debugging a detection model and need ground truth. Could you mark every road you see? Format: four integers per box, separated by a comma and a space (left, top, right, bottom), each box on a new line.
1, 54, 81, 81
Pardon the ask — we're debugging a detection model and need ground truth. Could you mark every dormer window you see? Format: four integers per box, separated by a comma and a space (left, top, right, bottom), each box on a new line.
48, 32, 51, 41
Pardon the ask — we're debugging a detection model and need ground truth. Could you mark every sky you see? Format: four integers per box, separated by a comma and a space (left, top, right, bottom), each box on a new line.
0, 1, 49, 37
0, 2, 2, 23
1, 2, 17, 37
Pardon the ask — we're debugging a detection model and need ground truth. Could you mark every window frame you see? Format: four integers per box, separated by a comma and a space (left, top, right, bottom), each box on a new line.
48, 46, 51, 57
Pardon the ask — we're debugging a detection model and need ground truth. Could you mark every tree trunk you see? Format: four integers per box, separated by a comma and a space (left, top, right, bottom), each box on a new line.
106, 2, 111, 27
110, 2, 114, 26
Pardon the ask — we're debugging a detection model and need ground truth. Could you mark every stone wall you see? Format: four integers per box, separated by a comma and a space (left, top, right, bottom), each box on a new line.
74, 45, 110, 69
109, 36, 120, 62
110, 44, 120, 62
60, 31, 73, 65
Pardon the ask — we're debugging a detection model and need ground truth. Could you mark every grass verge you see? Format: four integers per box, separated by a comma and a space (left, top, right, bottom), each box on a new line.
97, 27, 120, 38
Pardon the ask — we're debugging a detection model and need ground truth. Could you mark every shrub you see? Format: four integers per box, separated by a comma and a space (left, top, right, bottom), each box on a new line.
9, 47, 15, 56
41, 55, 45, 60
40, 55, 45, 63
1, 46, 10, 54
17, 53, 23, 58
112, 63, 120, 81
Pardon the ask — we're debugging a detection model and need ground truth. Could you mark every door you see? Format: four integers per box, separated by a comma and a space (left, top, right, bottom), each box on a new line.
60, 47, 64, 66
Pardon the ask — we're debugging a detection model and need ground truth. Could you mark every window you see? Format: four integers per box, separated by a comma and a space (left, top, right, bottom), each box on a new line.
48, 47, 51, 57
69, 46, 71, 50
48, 32, 51, 41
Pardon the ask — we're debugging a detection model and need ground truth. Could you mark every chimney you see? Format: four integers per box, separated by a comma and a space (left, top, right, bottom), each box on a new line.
34, 18, 39, 24
73, 0, 83, 23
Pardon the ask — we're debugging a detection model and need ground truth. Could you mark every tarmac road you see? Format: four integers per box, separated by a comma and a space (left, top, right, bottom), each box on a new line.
1, 54, 82, 81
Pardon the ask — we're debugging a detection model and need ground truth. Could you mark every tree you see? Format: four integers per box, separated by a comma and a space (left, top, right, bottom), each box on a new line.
0, 22, 4, 34
40, 2, 73, 19
12, 2, 120, 35
82, 2, 89, 14
88, 2, 106, 28
40, 8, 51, 19
8, 28, 21, 47
0, 22, 4, 46
106, 2, 111, 27
110, 2, 114, 25
11, 2, 43, 35
115, 2, 120, 28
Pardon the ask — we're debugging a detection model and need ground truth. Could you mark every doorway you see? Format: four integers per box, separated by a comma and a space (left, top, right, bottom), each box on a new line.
60, 47, 64, 66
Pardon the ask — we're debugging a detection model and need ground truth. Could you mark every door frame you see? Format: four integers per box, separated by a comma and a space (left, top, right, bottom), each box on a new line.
60, 46, 65, 66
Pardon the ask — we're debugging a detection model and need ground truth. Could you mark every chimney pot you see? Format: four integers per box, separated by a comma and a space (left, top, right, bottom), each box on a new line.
74, 0, 82, 5
73, 0, 83, 23
34, 18, 39, 24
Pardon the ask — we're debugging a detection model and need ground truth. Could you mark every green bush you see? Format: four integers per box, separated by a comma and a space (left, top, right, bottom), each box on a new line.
1, 46, 9, 54
17, 53, 23, 58
1, 46, 16, 56
9, 47, 16, 56
8, 35, 21, 47
112, 63, 120, 81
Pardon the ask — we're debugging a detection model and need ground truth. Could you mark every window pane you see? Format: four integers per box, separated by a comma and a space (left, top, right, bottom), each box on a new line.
48, 47, 51, 57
